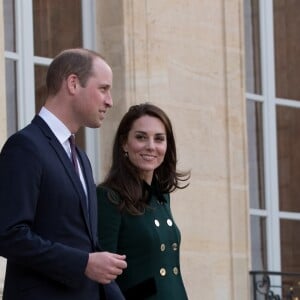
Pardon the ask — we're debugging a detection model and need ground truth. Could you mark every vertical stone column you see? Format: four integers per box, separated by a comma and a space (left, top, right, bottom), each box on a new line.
95, 0, 250, 298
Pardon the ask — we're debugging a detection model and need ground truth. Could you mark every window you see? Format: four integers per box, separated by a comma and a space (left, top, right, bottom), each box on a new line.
245, 0, 300, 278
4, 0, 101, 180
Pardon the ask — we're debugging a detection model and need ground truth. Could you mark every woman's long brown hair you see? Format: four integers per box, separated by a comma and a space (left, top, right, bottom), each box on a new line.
99, 103, 190, 215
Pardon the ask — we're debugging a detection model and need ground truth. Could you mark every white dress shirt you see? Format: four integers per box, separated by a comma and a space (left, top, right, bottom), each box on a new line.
39, 107, 87, 197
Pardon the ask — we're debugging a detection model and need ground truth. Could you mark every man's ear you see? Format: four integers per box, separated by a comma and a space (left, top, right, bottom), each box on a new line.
66, 74, 79, 94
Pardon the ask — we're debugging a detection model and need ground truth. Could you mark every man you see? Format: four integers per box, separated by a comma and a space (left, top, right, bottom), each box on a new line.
0, 48, 127, 300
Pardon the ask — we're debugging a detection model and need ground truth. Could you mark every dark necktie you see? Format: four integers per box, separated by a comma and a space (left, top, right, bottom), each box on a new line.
69, 135, 79, 175
69, 135, 89, 213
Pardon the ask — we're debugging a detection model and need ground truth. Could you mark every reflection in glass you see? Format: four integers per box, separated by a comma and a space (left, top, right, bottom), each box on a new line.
244, 0, 262, 94
34, 65, 85, 149
5, 59, 18, 136
247, 100, 265, 209
33, 0, 82, 58
33, 0, 85, 149
274, 0, 300, 101
251, 215, 267, 270
34, 65, 47, 114
4, 0, 16, 52
281, 219, 300, 273
277, 106, 300, 212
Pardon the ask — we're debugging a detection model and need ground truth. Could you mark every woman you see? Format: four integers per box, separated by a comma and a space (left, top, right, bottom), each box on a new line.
97, 103, 190, 299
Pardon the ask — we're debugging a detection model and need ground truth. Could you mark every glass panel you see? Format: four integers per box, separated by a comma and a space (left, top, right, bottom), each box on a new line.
33, 0, 85, 149
34, 65, 85, 149
277, 106, 300, 212
280, 219, 300, 299
33, 0, 82, 58
274, 0, 300, 101
247, 100, 265, 209
5, 59, 18, 136
34, 65, 47, 113
281, 219, 300, 273
251, 215, 267, 270
244, 0, 262, 94
4, 0, 16, 52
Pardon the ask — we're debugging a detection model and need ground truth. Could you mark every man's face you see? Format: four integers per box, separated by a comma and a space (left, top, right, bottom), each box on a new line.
75, 57, 113, 128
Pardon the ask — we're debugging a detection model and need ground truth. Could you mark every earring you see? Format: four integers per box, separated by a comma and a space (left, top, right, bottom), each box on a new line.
124, 151, 128, 157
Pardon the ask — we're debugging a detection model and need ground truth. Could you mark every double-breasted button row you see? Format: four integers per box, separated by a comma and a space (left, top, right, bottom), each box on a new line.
154, 219, 173, 227
159, 267, 180, 276
160, 243, 178, 252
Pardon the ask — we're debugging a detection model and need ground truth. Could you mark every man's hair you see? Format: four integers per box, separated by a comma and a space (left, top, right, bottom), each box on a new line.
46, 48, 105, 96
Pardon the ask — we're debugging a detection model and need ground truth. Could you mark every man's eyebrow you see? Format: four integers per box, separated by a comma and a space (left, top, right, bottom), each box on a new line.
99, 84, 111, 89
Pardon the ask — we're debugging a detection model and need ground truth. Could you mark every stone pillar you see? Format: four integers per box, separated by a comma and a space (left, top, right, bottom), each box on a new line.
96, 0, 249, 298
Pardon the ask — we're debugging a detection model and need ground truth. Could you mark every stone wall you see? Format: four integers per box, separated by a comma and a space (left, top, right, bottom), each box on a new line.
0, 0, 249, 299
96, 0, 250, 299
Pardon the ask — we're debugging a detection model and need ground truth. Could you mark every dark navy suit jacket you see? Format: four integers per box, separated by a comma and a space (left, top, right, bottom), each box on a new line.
0, 116, 124, 300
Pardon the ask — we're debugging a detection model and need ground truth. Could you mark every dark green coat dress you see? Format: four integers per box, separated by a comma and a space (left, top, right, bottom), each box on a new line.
97, 185, 188, 300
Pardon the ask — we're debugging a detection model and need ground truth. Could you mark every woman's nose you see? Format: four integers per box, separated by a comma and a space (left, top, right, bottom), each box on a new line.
146, 138, 155, 149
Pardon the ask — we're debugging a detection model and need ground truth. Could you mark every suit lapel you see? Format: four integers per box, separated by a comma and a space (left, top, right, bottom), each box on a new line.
32, 116, 93, 240
77, 150, 98, 246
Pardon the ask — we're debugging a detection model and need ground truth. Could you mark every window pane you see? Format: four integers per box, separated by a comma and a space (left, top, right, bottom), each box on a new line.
5, 59, 18, 136
247, 101, 265, 209
34, 65, 47, 113
33, 0, 85, 149
277, 106, 300, 212
4, 0, 16, 52
274, 0, 300, 101
244, 0, 262, 94
281, 219, 300, 298
251, 215, 267, 270
34, 65, 85, 149
33, 0, 83, 58
281, 219, 300, 272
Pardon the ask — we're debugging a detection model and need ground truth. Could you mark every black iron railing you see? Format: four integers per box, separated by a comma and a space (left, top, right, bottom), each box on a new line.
250, 271, 300, 300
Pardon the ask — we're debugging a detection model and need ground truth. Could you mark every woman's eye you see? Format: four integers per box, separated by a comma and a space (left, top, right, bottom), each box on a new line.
136, 134, 146, 140
155, 136, 166, 142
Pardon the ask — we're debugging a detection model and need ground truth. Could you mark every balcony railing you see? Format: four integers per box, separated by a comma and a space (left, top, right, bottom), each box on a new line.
250, 271, 300, 300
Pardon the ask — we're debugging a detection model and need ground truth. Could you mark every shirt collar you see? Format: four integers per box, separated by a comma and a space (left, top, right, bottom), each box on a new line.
39, 106, 71, 145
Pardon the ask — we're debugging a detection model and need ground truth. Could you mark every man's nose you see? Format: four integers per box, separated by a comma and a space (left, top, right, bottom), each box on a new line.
105, 91, 113, 108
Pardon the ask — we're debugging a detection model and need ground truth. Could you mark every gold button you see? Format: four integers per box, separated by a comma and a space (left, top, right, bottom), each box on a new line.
154, 219, 160, 227
160, 268, 166, 276
172, 242, 178, 251
173, 267, 179, 275
167, 219, 173, 226
160, 243, 166, 251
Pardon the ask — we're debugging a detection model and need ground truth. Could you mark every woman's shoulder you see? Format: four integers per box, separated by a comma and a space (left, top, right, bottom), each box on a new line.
97, 185, 121, 204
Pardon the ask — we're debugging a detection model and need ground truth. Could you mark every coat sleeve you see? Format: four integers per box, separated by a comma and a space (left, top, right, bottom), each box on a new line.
0, 133, 88, 288
96, 187, 122, 253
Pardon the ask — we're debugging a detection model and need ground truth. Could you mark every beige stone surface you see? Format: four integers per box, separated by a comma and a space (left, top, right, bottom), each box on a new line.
0, 0, 249, 299
97, 0, 249, 299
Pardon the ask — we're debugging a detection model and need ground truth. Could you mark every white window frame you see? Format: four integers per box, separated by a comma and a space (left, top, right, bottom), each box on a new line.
4, 0, 101, 181
248, 0, 300, 275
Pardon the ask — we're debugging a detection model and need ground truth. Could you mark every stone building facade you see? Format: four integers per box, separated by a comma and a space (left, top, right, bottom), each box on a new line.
0, 1, 250, 299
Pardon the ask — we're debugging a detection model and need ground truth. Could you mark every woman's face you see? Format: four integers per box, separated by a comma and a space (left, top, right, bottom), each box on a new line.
123, 115, 167, 184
